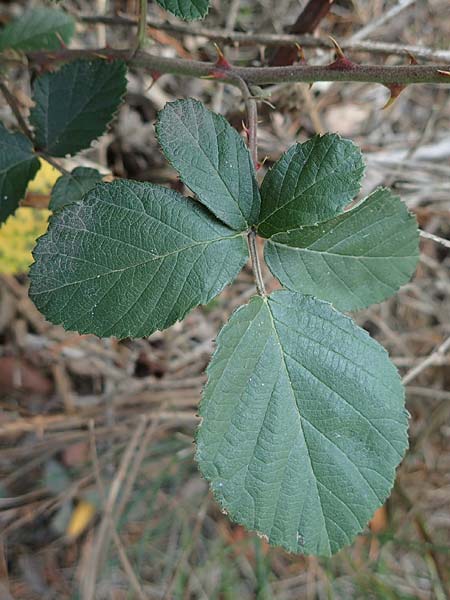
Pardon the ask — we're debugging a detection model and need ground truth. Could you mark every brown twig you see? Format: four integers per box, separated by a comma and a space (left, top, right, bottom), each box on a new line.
0, 81, 33, 139
76, 16, 450, 62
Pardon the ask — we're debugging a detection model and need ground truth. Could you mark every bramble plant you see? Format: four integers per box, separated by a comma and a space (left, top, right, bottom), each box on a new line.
1, 0, 448, 557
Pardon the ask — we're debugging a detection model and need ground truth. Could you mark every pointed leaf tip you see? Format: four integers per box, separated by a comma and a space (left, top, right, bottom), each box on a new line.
156, 98, 260, 231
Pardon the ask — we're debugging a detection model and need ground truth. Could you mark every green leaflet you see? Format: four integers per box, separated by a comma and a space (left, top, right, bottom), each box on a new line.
265, 188, 420, 311
154, 0, 210, 20
0, 8, 75, 52
197, 290, 408, 556
156, 98, 260, 231
30, 60, 127, 157
0, 124, 40, 224
50, 167, 103, 210
258, 134, 365, 238
29, 180, 247, 338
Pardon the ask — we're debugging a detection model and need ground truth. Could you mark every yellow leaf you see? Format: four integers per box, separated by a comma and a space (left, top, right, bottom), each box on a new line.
66, 500, 96, 539
0, 207, 50, 274
27, 159, 60, 195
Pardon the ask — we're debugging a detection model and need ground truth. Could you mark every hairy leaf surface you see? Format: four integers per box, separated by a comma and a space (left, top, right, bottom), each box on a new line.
156, 98, 260, 231
30, 60, 127, 157
0, 125, 40, 224
29, 180, 247, 338
0, 8, 75, 52
155, 0, 210, 20
258, 134, 365, 238
265, 189, 419, 311
50, 167, 103, 210
197, 291, 408, 555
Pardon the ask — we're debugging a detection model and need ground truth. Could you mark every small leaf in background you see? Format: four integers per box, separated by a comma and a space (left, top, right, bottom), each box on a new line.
155, 0, 210, 21
265, 188, 420, 311
0, 124, 40, 224
258, 134, 365, 237
30, 59, 127, 157
197, 290, 408, 556
66, 499, 96, 539
0, 7, 75, 52
29, 180, 248, 338
44, 459, 71, 495
156, 98, 260, 231
50, 167, 103, 210
0, 207, 50, 274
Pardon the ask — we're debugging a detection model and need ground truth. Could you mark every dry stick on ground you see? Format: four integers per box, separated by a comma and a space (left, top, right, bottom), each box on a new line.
89, 420, 149, 600
269, 0, 334, 66
419, 230, 450, 249
402, 336, 450, 384
82, 417, 147, 600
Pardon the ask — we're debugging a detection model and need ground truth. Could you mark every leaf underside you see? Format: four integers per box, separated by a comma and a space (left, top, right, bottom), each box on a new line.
0, 7, 75, 52
197, 291, 408, 556
29, 180, 248, 338
265, 188, 420, 311
154, 0, 210, 20
50, 167, 103, 210
156, 98, 260, 231
30, 59, 127, 157
0, 124, 40, 224
258, 134, 365, 238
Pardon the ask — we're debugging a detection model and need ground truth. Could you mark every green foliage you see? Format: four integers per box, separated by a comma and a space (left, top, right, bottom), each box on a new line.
30, 180, 247, 338
30, 60, 127, 157
26, 97, 419, 556
154, 0, 210, 21
0, 124, 40, 223
0, 7, 75, 52
50, 167, 103, 210
156, 98, 260, 231
265, 188, 420, 311
196, 291, 408, 555
258, 134, 365, 238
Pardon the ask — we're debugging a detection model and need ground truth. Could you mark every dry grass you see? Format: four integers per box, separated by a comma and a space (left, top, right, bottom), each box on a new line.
0, 0, 449, 598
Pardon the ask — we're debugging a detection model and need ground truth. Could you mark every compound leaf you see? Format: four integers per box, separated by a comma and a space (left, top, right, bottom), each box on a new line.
154, 0, 210, 20
0, 124, 40, 224
50, 167, 103, 210
0, 8, 75, 52
156, 98, 260, 231
29, 180, 247, 338
258, 134, 365, 238
197, 290, 408, 556
30, 59, 127, 157
265, 188, 419, 311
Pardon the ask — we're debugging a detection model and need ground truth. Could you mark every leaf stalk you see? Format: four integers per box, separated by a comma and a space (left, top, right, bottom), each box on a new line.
248, 229, 266, 297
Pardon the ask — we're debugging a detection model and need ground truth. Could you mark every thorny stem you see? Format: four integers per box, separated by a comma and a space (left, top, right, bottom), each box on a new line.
237, 78, 264, 296
0, 81, 33, 139
12, 48, 450, 86
37, 153, 71, 177
77, 16, 450, 62
235, 77, 258, 166
248, 230, 266, 297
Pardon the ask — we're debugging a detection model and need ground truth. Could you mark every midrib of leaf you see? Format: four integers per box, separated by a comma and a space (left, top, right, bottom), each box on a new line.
169, 107, 248, 227
269, 241, 414, 261
260, 138, 361, 229
264, 297, 331, 553
32, 227, 243, 295
268, 304, 404, 457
